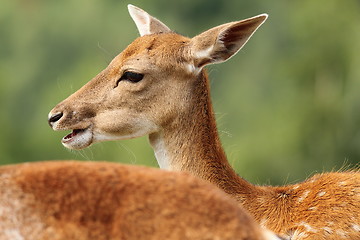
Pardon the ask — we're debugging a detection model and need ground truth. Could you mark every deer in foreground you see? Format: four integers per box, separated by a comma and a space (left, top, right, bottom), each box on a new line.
48, 5, 360, 240
0, 161, 280, 240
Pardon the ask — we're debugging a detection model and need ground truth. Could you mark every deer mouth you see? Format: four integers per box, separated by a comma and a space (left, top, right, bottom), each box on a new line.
63, 129, 86, 141
61, 127, 93, 150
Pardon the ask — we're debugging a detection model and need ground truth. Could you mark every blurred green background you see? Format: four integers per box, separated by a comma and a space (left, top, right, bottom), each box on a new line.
1, 0, 360, 185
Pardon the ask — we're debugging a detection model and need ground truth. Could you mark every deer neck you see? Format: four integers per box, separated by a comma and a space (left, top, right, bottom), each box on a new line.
149, 71, 256, 200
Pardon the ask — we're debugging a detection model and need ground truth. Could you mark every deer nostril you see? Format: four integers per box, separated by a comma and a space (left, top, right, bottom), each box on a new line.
48, 112, 63, 126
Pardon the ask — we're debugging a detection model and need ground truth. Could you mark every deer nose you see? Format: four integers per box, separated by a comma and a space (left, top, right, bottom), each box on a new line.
48, 112, 63, 127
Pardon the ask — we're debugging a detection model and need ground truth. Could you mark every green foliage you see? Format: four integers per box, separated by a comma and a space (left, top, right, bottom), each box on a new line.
1, 0, 359, 185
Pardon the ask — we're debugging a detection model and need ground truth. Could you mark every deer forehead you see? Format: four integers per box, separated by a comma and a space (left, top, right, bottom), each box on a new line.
111, 33, 192, 73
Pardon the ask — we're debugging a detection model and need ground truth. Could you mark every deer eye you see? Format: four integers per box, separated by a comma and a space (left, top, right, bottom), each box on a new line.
115, 71, 144, 87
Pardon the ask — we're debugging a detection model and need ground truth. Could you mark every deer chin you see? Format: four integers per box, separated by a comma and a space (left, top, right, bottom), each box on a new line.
61, 127, 93, 150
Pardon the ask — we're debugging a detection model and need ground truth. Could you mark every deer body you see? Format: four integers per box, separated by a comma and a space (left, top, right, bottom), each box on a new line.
0, 161, 279, 240
48, 5, 360, 240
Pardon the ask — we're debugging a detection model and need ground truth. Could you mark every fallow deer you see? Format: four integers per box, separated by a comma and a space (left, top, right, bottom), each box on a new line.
48, 5, 360, 240
0, 161, 280, 240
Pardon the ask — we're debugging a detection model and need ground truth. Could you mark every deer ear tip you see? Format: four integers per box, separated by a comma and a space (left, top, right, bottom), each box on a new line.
128, 4, 141, 14
247, 13, 268, 26
259, 13, 269, 21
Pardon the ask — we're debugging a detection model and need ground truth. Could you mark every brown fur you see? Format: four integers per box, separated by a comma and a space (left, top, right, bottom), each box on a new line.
0, 161, 274, 240
149, 67, 360, 239
48, 5, 360, 239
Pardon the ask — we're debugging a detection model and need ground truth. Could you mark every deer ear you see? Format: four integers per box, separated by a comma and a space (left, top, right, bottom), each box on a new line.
190, 14, 268, 68
128, 4, 171, 36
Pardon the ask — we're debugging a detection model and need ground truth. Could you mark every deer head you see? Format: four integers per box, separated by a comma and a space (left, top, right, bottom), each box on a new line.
48, 5, 267, 150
